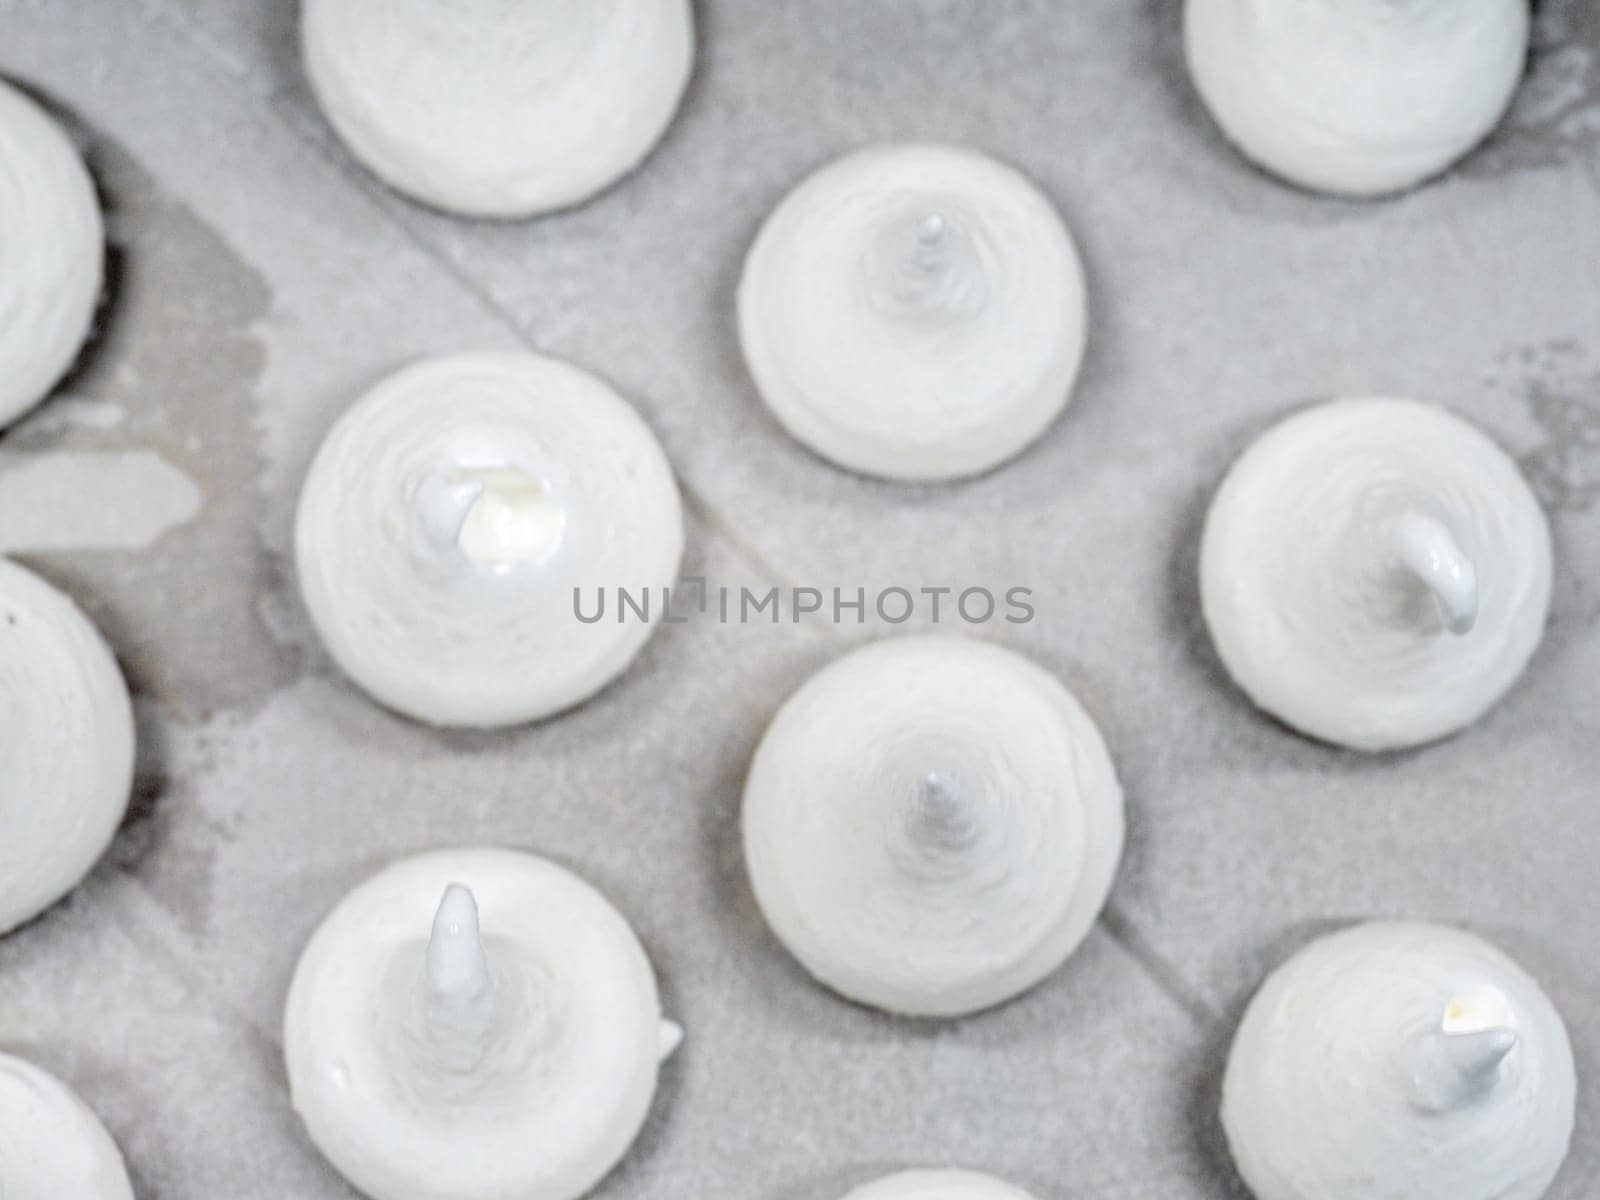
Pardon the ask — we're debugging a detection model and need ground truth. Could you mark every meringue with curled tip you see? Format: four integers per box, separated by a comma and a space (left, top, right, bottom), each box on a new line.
0, 77, 103, 428
294, 351, 683, 729
0, 558, 133, 935
301, 0, 693, 217
1200, 397, 1551, 752
842, 1169, 1040, 1200
1184, 0, 1530, 197
284, 848, 681, 1200
0, 1051, 135, 1200
738, 142, 1087, 482
1223, 921, 1576, 1200
743, 636, 1123, 1017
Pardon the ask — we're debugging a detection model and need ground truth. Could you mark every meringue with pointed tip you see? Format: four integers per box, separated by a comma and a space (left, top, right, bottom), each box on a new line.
1223, 921, 1576, 1200
0, 559, 134, 934
738, 142, 1087, 481
0, 1051, 135, 1199
301, 0, 693, 217
842, 1169, 1040, 1200
0, 77, 103, 428
743, 636, 1123, 1017
284, 847, 680, 1200
1184, 0, 1530, 197
1200, 397, 1551, 751
294, 351, 683, 728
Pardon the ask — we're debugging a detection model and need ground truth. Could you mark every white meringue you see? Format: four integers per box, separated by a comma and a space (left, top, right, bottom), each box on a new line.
0, 77, 103, 428
842, 1169, 1039, 1200
1222, 921, 1576, 1200
1200, 397, 1551, 751
1185, 0, 1530, 197
0, 559, 133, 934
0, 1051, 135, 1200
737, 142, 1087, 482
743, 636, 1123, 1017
294, 351, 683, 729
284, 847, 680, 1200
301, 0, 693, 218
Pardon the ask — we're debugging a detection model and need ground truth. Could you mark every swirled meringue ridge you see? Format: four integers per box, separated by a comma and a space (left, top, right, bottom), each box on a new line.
1184, 0, 1530, 197
302, 0, 693, 217
0, 1052, 134, 1200
739, 143, 1087, 481
842, 1169, 1041, 1200
294, 351, 683, 728
743, 636, 1123, 1016
1223, 921, 1576, 1200
0, 78, 103, 427
0, 558, 133, 934
284, 847, 679, 1200
1200, 397, 1551, 751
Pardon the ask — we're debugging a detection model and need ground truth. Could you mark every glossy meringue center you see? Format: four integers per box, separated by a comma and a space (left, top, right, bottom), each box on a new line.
418, 463, 566, 573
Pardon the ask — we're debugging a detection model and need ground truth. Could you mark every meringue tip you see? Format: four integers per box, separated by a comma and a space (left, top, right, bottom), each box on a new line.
1443, 1026, 1519, 1079
658, 1019, 684, 1061
426, 882, 491, 1002
910, 770, 977, 849
1390, 511, 1479, 635
917, 213, 947, 245
454, 467, 564, 570
1409, 1009, 1519, 1109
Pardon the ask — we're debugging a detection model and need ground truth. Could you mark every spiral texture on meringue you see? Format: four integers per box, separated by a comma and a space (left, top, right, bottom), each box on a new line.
1184, 0, 1529, 197
284, 847, 677, 1200
0, 559, 133, 934
0, 1052, 134, 1200
743, 636, 1123, 1017
294, 351, 683, 728
1223, 921, 1576, 1200
302, 0, 693, 217
842, 1169, 1040, 1200
738, 142, 1087, 482
0, 78, 102, 428
1200, 398, 1551, 751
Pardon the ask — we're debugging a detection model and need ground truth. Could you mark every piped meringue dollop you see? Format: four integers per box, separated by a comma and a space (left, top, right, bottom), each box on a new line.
738, 142, 1087, 482
743, 636, 1123, 1017
0, 559, 133, 934
301, 0, 693, 217
842, 1169, 1040, 1200
294, 351, 683, 729
1184, 0, 1530, 197
0, 1052, 135, 1200
284, 847, 680, 1200
0, 78, 103, 428
1200, 397, 1551, 751
1223, 921, 1576, 1200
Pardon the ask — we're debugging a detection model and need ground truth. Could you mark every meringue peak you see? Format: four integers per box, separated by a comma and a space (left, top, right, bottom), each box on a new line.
1409, 1023, 1519, 1111
425, 883, 491, 1006
1390, 510, 1478, 635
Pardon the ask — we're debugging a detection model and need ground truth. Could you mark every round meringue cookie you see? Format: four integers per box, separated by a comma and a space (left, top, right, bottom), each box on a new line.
1200, 398, 1551, 752
0, 559, 134, 934
285, 847, 681, 1200
0, 1052, 135, 1200
0, 77, 103, 428
294, 351, 683, 728
301, 0, 693, 217
738, 142, 1087, 482
1184, 0, 1529, 197
842, 1170, 1039, 1200
1223, 921, 1576, 1200
743, 636, 1123, 1017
